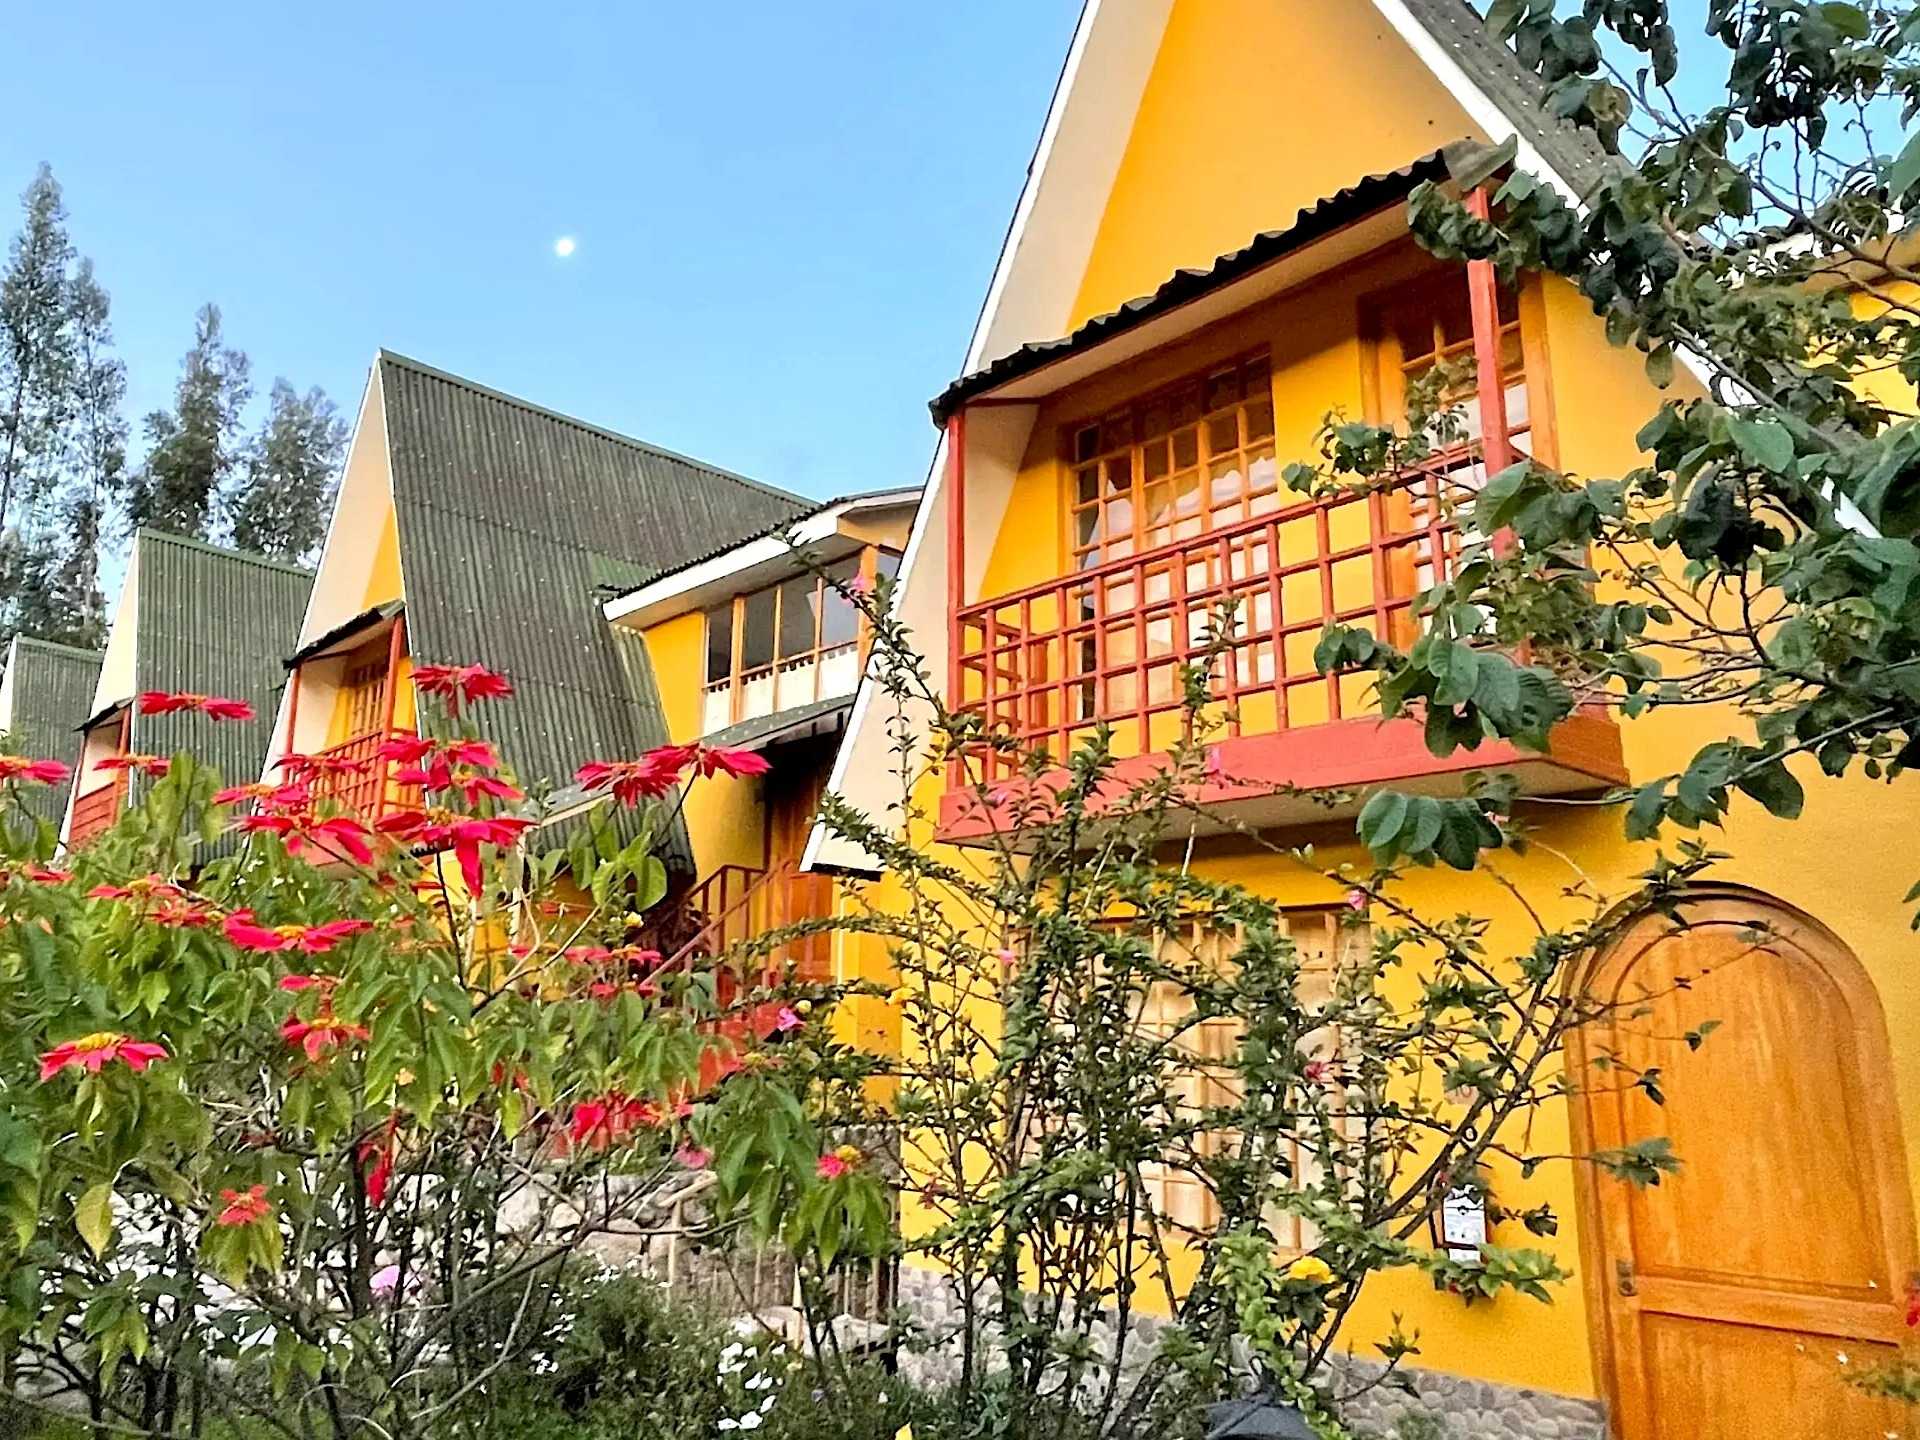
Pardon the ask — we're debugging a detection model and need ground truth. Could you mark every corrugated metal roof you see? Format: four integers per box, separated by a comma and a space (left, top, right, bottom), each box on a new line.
127, 529, 314, 792
929, 151, 1454, 424
287, 599, 404, 667
374, 352, 809, 846
604, 486, 920, 603
703, 696, 851, 754
1398, 0, 1616, 197
3, 638, 102, 824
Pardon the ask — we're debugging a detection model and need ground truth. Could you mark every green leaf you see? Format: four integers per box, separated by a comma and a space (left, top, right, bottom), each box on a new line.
1818, 3, 1868, 39
1625, 780, 1668, 840
1891, 130, 1920, 200
1645, 344, 1674, 387
1358, 790, 1410, 855
1735, 760, 1804, 820
1727, 415, 1794, 473
75, 1183, 113, 1259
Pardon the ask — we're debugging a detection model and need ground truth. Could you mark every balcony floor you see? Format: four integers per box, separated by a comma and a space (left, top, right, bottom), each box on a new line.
936, 710, 1626, 847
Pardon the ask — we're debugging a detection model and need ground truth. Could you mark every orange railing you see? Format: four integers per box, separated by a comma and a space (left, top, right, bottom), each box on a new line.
950, 451, 1483, 783
69, 775, 126, 847
306, 727, 421, 820
664, 860, 835, 985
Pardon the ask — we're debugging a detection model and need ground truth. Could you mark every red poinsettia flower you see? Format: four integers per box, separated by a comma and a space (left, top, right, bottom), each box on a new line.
693, 745, 770, 779
138, 691, 255, 722
235, 812, 375, 866
213, 780, 311, 808
575, 747, 690, 806
227, 911, 372, 955
0, 755, 70, 785
278, 972, 340, 993
276, 751, 372, 781
453, 771, 524, 805
375, 809, 535, 891
38, 1031, 169, 1083
565, 1093, 665, 1151
214, 1184, 272, 1228
412, 663, 513, 709
149, 898, 220, 929
281, 1014, 370, 1062
359, 1113, 400, 1207
88, 875, 188, 903
97, 754, 170, 778
18, 864, 72, 885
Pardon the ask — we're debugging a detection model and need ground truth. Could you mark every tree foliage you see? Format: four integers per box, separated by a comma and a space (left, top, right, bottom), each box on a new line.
224, 380, 349, 564
1286, 1, 1920, 889
0, 676, 832, 1440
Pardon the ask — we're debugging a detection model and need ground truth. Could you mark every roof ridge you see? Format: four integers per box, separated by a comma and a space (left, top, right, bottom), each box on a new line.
10, 636, 103, 662
133, 527, 316, 578
375, 349, 810, 510
606, 486, 923, 600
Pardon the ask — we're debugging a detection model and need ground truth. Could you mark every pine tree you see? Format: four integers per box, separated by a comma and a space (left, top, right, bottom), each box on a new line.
127, 303, 250, 541
0, 165, 76, 552
224, 379, 346, 562
26, 259, 128, 646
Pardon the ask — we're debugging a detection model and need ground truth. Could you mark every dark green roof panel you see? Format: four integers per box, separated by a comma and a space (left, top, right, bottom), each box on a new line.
4, 638, 102, 823
128, 530, 313, 788
376, 351, 809, 804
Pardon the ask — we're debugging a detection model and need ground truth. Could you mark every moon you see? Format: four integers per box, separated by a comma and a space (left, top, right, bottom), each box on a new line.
553, 236, 577, 259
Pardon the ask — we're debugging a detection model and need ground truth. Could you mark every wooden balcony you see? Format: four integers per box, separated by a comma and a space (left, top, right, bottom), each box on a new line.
664, 860, 835, 985
939, 451, 1625, 845
69, 775, 126, 847
307, 727, 421, 820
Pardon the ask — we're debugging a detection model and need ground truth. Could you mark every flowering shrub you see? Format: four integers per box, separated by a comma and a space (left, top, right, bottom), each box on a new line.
0, 673, 827, 1440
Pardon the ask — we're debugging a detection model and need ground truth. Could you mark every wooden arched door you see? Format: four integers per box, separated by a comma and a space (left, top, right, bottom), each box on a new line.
1579, 890, 1917, 1439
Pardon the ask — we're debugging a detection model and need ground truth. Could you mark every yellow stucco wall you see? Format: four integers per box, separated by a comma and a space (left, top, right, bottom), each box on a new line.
1069, 0, 1479, 329
644, 608, 768, 875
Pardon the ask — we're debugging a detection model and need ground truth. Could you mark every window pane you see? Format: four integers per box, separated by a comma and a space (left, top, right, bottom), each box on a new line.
705, 604, 733, 685
741, 588, 776, 671
821, 559, 862, 648
875, 550, 901, 585
776, 576, 819, 659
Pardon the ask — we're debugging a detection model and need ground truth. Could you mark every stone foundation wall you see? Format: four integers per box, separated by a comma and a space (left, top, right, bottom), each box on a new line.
893, 1266, 1606, 1440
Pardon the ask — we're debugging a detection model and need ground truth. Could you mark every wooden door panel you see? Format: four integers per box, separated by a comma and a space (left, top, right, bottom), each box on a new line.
1582, 893, 1916, 1440
1640, 1315, 1903, 1439
1608, 926, 1891, 1297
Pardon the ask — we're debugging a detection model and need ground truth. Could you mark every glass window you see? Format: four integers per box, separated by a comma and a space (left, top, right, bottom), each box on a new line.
704, 603, 733, 686
821, 558, 862, 649
740, 588, 776, 672
776, 576, 820, 660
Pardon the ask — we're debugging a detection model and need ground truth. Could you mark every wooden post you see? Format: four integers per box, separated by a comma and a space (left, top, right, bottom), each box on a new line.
283, 661, 303, 765
945, 409, 967, 714
1464, 185, 1515, 477
374, 615, 407, 818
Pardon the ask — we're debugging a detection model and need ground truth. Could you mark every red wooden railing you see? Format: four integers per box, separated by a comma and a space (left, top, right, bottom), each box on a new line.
306, 727, 420, 820
69, 776, 126, 847
664, 860, 834, 984
950, 451, 1481, 782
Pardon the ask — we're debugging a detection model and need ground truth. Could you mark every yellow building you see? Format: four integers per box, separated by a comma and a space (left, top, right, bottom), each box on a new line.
602, 489, 915, 999
266, 350, 811, 868
812, 4, 1920, 1437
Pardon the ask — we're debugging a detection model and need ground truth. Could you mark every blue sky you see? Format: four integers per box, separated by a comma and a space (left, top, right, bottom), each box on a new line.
1, 3, 1083, 507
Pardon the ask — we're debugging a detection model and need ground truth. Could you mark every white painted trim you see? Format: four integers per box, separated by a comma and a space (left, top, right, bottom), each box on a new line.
806, 0, 1172, 875
602, 489, 920, 627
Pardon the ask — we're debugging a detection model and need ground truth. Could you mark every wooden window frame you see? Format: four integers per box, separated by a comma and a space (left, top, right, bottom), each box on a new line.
703, 549, 889, 727
1051, 905, 1366, 1245
1063, 350, 1279, 574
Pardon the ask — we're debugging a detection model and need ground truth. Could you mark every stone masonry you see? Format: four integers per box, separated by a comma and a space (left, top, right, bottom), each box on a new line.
894, 1266, 1607, 1440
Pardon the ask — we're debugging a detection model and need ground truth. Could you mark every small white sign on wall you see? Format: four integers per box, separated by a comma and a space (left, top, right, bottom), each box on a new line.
1440, 1187, 1487, 1264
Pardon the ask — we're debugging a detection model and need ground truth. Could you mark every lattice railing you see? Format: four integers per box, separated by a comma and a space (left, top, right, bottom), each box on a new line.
950, 451, 1486, 782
